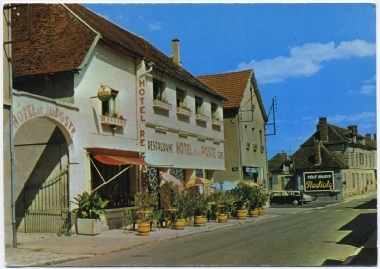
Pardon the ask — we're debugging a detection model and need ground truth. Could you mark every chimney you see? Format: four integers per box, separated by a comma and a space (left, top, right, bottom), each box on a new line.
348, 125, 358, 136
374, 133, 377, 141
314, 140, 321, 166
318, 117, 328, 142
172, 38, 181, 66
348, 125, 358, 143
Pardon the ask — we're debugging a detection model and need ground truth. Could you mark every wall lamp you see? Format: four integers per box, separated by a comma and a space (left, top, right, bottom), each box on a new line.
155, 126, 168, 133
213, 140, 221, 145
197, 135, 206, 141
178, 131, 188, 137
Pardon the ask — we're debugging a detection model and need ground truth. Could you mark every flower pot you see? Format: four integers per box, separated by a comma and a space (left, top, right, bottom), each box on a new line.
194, 216, 206, 227
236, 209, 247, 220
258, 207, 265, 215
172, 218, 186, 230
76, 218, 101, 235
249, 208, 259, 217
137, 221, 150, 236
217, 213, 228, 223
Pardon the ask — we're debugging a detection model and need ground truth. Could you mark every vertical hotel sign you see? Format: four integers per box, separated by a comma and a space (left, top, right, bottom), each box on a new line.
138, 63, 147, 173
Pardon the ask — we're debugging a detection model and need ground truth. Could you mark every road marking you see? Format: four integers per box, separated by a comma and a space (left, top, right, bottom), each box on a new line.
335, 210, 343, 212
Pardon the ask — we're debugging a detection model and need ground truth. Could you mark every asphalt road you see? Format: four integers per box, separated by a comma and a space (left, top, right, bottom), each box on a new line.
59, 195, 377, 266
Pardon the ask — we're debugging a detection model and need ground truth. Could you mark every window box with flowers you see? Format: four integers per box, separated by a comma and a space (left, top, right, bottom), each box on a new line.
153, 98, 172, 111
100, 113, 127, 127
211, 117, 223, 127
176, 106, 192, 117
195, 113, 209, 122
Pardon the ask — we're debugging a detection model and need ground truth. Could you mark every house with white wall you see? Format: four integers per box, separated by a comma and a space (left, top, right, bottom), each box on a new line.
7, 3, 226, 238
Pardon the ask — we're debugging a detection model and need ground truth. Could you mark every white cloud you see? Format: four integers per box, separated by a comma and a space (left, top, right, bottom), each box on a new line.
149, 22, 163, 30
327, 111, 376, 125
237, 40, 375, 84
360, 85, 376, 95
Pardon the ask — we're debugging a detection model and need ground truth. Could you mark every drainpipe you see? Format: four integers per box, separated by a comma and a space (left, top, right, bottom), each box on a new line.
237, 111, 243, 180
7, 6, 17, 248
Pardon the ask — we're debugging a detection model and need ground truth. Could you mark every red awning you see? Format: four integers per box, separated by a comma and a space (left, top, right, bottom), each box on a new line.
93, 154, 150, 166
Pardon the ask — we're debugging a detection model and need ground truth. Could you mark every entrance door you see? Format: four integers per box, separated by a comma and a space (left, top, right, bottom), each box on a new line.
15, 119, 70, 233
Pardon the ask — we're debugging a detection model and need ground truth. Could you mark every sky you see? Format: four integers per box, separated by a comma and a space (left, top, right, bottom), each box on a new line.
83, 2, 377, 159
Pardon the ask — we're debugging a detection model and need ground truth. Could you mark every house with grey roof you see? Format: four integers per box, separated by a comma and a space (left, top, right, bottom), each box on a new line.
291, 117, 377, 200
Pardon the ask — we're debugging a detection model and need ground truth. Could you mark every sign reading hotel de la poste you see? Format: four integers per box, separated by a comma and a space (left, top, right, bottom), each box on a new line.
303, 171, 334, 192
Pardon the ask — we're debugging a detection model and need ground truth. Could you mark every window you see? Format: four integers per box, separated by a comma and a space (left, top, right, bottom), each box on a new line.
153, 79, 165, 101
195, 96, 203, 114
176, 88, 186, 107
102, 90, 118, 116
350, 152, 354, 166
359, 153, 364, 165
211, 103, 218, 119
352, 173, 356, 188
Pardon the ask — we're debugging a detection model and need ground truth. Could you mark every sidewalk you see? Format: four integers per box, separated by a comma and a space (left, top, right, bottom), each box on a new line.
4, 210, 287, 267
4, 192, 377, 267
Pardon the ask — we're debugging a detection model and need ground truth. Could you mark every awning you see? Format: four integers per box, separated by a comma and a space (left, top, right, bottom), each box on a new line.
93, 154, 150, 166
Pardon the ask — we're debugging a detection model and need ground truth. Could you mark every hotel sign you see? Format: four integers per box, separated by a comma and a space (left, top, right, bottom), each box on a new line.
97, 86, 112, 102
303, 171, 334, 192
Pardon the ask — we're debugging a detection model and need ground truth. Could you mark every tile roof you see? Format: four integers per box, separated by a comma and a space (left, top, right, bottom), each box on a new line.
198, 70, 252, 109
268, 152, 292, 172
11, 4, 226, 100
302, 123, 377, 150
292, 144, 349, 170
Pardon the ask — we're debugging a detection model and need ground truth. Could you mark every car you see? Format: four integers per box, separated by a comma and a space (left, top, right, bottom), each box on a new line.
270, 191, 307, 205
286, 191, 313, 202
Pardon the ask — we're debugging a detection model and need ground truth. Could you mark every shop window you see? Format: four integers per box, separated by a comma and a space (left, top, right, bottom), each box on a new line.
153, 79, 166, 102
243, 166, 259, 182
102, 90, 118, 117
91, 157, 132, 209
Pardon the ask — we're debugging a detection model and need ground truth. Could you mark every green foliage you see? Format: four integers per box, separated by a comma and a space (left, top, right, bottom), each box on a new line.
208, 191, 235, 214
159, 182, 191, 219
133, 190, 158, 208
72, 191, 108, 219
230, 185, 252, 209
56, 228, 71, 237
188, 193, 210, 217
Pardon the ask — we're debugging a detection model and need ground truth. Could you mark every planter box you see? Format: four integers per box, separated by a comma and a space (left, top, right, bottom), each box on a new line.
176, 107, 192, 117
76, 218, 101, 235
211, 118, 223, 126
100, 115, 126, 127
153, 100, 172, 111
195, 114, 209, 122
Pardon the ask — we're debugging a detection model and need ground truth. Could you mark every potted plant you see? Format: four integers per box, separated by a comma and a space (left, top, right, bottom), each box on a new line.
72, 191, 108, 235
188, 193, 209, 227
208, 191, 235, 223
133, 190, 158, 236
257, 191, 270, 215
246, 187, 260, 217
231, 184, 252, 219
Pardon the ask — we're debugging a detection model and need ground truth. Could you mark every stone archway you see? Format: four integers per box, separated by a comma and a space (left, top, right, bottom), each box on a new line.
14, 117, 70, 233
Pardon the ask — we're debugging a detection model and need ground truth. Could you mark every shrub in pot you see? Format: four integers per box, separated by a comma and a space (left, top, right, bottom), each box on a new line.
231, 185, 253, 219
188, 193, 209, 227
133, 190, 159, 236
72, 191, 108, 235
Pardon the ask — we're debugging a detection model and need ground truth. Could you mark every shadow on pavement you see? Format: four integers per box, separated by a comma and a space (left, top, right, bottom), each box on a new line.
321, 199, 377, 266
